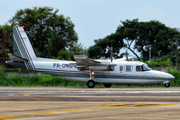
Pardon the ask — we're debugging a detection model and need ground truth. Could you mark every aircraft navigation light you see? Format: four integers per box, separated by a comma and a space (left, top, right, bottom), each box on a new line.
91, 71, 95, 75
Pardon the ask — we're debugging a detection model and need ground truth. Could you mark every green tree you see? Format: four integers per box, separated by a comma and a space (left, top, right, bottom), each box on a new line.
9, 7, 78, 58
57, 43, 84, 60
89, 18, 180, 62
0, 25, 13, 66
116, 19, 140, 60
70, 43, 84, 60
135, 20, 180, 61
57, 48, 69, 60
88, 33, 124, 59
88, 45, 104, 59
106, 33, 124, 57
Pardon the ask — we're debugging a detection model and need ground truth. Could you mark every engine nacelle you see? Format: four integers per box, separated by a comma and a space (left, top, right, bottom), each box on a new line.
88, 65, 108, 71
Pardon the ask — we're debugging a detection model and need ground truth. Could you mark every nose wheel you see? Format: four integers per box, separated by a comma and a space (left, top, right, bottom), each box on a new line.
164, 83, 170, 88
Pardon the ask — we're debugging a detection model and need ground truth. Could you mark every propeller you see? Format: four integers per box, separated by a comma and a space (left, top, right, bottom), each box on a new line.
126, 49, 129, 61
110, 47, 113, 62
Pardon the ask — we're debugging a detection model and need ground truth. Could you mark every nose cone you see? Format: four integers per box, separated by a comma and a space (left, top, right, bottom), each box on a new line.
168, 74, 175, 80
152, 70, 175, 81
162, 72, 175, 80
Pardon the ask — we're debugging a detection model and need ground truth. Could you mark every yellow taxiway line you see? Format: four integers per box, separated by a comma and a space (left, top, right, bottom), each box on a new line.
91, 103, 178, 107
0, 116, 32, 120
31, 109, 93, 114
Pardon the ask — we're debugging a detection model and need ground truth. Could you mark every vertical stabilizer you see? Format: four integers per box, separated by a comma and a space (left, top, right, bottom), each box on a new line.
13, 38, 22, 58
13, 27, 36, 70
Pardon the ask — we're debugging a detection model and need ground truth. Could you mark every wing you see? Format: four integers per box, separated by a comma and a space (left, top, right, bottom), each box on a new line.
74, 55, 116, 71
74, 55, 101, 66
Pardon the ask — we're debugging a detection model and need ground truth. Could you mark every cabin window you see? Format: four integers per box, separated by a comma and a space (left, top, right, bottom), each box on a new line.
120, 66, 123, 71
136, 66, 142, 71
125, 65, 132, 72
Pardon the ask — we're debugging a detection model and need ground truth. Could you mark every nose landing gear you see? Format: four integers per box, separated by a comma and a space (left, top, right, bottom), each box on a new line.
164, 83, 170, 88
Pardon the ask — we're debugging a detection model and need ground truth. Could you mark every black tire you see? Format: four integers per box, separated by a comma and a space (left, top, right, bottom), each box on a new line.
103, 83, 112, 88
87, 80, 95, 88
164, 83, 170, 88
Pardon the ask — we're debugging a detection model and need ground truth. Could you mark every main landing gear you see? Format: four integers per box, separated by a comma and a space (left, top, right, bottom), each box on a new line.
87, 70, 112, 88
87, 80, 96, 88
164, 83, 170, 88
87, 71, 96, 88
87, 81, 112, 88
103, 83, 112, 88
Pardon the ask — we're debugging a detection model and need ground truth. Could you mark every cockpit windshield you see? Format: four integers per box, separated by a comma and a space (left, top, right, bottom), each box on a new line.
142, 64, 152, 71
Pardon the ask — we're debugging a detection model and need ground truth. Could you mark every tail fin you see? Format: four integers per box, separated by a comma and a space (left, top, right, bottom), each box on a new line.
13, 27, 36, 59
9, 27, 37, 70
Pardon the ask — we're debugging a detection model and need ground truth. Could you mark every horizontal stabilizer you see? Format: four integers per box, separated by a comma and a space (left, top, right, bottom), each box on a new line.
8, 53, 28, 62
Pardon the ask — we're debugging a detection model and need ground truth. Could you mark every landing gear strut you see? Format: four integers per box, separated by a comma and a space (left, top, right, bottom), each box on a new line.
87, 70, 96, 88
164, 83, 170, 88
87, 80, 96, 88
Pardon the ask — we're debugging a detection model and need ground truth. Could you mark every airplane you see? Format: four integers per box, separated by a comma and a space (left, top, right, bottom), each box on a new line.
6, 26, 175, 88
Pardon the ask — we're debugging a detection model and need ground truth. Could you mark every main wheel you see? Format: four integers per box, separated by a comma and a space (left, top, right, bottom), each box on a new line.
87, 80, 95, 88
164, 83, 170, 88
103, 83, 112, 88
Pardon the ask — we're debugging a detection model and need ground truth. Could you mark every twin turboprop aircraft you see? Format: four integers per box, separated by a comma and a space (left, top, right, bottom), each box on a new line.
6, 27, 175, 88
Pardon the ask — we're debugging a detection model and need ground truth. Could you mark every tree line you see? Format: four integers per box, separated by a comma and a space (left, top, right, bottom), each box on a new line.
88, 19, 180, 65
1, 7, 180, 67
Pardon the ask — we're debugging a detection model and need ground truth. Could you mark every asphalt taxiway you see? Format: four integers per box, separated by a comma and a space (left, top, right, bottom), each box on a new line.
0, 87, 180, 120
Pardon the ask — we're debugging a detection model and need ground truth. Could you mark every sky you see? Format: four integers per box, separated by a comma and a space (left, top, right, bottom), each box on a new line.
1, 0, 180, 56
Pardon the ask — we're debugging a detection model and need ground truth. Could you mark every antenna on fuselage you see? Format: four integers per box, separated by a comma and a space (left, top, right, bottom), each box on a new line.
126, 49, 129, 61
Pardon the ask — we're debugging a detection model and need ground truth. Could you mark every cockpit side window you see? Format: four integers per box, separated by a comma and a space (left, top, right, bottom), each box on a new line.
120, 66, 123, 71
136, 66, 142, 71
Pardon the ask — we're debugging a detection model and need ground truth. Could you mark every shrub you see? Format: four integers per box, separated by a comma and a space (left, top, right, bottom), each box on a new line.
145, 57, 172, 67
40, 74, 53, 86
6, 73, 23, 86
0, 66, 7, 80
167, 69, 180, 86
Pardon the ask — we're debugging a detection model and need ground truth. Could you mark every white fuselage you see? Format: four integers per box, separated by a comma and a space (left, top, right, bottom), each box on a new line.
32, 58, 174, 84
